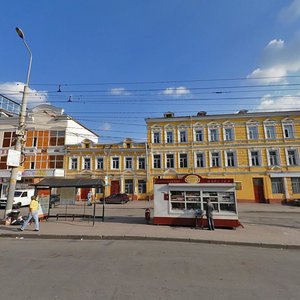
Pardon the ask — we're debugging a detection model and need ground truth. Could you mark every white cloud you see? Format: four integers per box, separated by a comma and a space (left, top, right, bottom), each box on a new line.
266, 39, 285, 50
162, 86, 191, 96
0, 82, 48, 107
247, 33, 300, 83
101, 122, 112, 131
279, 0, 300, 22
110, 88, 131, 96
257, 94, 300, 111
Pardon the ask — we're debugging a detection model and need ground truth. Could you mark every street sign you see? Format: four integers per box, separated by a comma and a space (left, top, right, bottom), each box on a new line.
7, 149, 21, 167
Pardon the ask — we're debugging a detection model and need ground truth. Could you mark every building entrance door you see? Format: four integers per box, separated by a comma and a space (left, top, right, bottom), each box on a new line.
253, 178, 266, 203
111, 180, 120, 195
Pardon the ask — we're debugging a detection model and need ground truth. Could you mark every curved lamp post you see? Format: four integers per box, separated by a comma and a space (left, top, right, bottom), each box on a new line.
5, 27, 32, 217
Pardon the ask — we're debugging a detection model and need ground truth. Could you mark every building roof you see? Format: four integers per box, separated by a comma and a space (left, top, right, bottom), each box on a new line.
32, 178, 104, 188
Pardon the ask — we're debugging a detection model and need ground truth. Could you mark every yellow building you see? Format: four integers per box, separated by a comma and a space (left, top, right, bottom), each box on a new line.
145, 110, 300, 204
65, 138, 148, 200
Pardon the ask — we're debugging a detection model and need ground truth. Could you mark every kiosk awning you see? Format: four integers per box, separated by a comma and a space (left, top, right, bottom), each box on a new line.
32, 178, 104, 188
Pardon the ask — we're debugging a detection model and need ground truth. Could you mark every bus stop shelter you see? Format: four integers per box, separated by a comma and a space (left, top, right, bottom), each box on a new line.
32, 178, 105, 225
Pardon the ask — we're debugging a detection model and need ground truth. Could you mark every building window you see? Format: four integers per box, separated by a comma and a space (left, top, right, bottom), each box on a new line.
96, 157, 104, 169
138, 157, 145, 169
225, 151, 236, 167
33, 137, 38, 147
166, 154, 174, 168
248, 126, 258, 140
211, 152, 220, 167
179, 153, 188, 168
153, 132, 160, 144
179, 130, 187, 143
194, 129, 203, 142
250, 151, 260, 166
265, 125, 276, 139
283, 124, 294, 138
209, 128, 218, 142
125, 179, 133, 194
224, 128, 234, 141
30, 161, 35, 169
83, 157, 91, 170
49, 155, 64, 169
138, 180, 147, 194
196, 153, 205, 168
112, 157, 120, 169
2, 132, 16, 148
50, 131, 65, 146
271, 178, 284, 194
287, 149, 298, 166
153, 154, 161, 169
69, 157, 78, 170
166, 131, 173, 143
268, 150, 279, 166
125, 157, 133, 169
0, 156, 7, 169
291, 178, 300, 193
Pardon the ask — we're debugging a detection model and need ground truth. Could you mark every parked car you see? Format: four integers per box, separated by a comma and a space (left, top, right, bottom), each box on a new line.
49, 194, 60, 208
0, 189, 35, 209
100, 193, 130, 204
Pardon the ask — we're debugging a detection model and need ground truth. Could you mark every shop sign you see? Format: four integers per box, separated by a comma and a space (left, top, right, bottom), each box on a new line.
155, 174, 234, 184
184, 175, 200, 184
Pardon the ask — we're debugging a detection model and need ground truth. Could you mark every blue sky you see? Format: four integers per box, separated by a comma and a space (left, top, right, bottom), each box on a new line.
1, 0, 300, 142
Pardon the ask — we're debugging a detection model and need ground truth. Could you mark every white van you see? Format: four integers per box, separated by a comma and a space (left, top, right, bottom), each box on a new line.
0, 189, 35, 209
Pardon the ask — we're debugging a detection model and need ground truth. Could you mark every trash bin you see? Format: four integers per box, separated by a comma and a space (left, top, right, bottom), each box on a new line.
195, 209, 204, 229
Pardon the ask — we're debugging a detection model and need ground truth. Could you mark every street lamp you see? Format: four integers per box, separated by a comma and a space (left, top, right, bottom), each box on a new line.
5, 27, 32, 217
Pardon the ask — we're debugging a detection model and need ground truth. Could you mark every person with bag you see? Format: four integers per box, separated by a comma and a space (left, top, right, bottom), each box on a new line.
18, 195, 40, 231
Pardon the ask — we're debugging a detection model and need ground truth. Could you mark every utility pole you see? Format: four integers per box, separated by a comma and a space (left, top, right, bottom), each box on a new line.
5, 27, 32, 217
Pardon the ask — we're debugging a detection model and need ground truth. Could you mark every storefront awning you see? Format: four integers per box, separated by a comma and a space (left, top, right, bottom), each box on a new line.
32, 178, 104, 188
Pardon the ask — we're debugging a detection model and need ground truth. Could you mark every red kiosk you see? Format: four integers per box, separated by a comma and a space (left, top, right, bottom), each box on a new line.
153, 174, 240, 228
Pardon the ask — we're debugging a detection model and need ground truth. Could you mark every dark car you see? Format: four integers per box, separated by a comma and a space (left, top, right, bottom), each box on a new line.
100, 193, 130, 204
49, 194, 60, 208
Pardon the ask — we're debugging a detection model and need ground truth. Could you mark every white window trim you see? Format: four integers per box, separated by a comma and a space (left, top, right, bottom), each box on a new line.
195, 151, 206, 168
209, 151, 221, 167
248, 149, 262, 167
68, 156, 78, 170
95, 156, 104, 170
285, 148, 299, 166
178, 152, 188, 168
224, 150, 237, 167
208, 127, 219, 142
111, 156, 120, 170
223, 127, 235, 141
164, 126, 175, 144
137, 156, 146, 169
153, 153, 162, 169
282, 122, 295, 139
124, 156, 133, 170
165, 153, 175, 169
263, 121, 276, 140
193, 127, 204, 142
178, 129, 188, 143
82, 156, 91, 170
266, 148, 281, 167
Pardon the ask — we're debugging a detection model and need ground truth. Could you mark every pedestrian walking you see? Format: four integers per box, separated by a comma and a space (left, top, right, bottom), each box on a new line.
19, 195, 40, 231
206, 199, 215, 230
87, 190, 93, 206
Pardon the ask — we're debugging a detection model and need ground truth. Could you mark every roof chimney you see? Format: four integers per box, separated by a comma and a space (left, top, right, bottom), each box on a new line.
197, 111, 207, 116
164, 112, 174, 118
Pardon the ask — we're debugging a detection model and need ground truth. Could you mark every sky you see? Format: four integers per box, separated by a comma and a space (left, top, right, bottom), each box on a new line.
1, 0, 300, 143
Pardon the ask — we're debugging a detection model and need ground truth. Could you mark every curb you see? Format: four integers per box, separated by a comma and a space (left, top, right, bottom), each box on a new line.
1, 233, 300, 250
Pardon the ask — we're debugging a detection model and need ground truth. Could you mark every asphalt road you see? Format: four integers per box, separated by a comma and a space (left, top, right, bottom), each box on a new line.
0, 239, 299, 300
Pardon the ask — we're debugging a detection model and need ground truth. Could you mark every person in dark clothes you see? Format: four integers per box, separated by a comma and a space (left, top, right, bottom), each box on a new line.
206, 199, 215, 230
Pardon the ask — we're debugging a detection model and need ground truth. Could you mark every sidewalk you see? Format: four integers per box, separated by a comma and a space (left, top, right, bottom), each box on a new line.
0, 202, 299, 249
